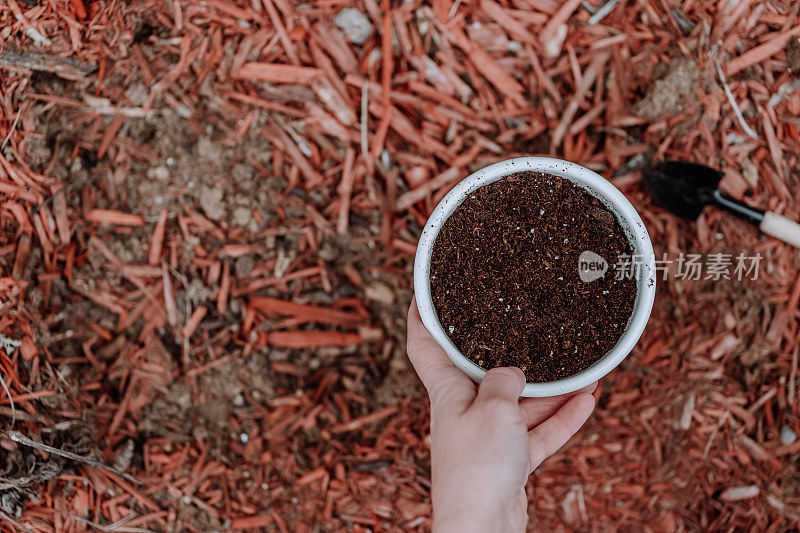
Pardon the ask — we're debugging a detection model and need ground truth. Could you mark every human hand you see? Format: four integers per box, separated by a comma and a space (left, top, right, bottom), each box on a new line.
407, 299, 597, 532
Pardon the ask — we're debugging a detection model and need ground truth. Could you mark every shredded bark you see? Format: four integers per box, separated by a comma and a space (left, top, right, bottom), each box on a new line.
0, 0, 798, 530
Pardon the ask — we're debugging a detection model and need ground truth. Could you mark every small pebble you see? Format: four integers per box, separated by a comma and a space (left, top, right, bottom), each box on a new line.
334, 7, 373, 44
780, 425, 797, 445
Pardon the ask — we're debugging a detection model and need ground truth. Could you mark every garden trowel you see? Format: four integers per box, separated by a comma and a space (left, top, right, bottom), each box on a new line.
642, 161, 800, 249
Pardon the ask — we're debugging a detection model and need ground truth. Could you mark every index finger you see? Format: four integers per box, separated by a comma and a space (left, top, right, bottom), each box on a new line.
407, 297, 474, 410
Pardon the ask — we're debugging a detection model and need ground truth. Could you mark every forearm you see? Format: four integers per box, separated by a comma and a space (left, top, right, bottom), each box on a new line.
434, 507, 506, 533
432, 486, 514, 533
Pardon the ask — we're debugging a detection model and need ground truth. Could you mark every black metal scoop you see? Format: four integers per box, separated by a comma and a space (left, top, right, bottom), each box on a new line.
642, 160, 800, 248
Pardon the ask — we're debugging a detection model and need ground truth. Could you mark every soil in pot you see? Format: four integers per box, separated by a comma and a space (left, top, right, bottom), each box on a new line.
430, 171, 637, 382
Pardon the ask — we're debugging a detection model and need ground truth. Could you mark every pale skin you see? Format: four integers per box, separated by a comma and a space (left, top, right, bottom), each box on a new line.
407, 299, 597, 532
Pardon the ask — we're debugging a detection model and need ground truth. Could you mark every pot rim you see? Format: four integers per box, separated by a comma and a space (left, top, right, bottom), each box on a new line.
413, 156, 656, 398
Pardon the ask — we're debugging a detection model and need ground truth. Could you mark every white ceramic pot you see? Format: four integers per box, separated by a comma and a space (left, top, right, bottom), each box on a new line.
414, 156, 656, 397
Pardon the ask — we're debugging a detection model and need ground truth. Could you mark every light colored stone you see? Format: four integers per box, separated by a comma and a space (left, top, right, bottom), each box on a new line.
199, 185, 225, 220
232, 206, 251, 226
147, 165, 170, 181
334, 8, 373, 44
780, 425, 797, 445
365, 281, 394, 304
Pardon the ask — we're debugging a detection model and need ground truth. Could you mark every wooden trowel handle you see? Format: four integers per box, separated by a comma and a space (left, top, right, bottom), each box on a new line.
760, 212, 800, 249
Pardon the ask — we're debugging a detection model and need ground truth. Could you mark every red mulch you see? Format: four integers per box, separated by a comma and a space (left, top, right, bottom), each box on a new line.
1, 0, 799, 531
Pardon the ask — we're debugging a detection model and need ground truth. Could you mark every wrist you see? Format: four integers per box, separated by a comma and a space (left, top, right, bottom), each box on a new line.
433, 503, 506, 533
434, 516, 494, 533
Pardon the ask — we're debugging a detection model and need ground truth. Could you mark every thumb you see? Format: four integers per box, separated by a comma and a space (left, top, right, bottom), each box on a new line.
475, 367, 526, 405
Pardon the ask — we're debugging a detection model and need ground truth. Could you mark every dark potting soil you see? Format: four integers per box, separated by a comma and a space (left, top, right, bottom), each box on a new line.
430, 171, 637, 382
